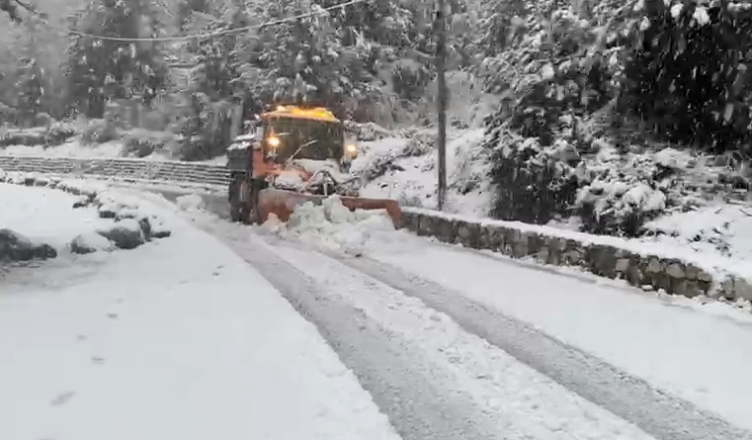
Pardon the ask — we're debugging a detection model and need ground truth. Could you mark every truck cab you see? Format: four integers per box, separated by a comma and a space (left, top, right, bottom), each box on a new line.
224, 105, 361, 222
225, 105, 358, 177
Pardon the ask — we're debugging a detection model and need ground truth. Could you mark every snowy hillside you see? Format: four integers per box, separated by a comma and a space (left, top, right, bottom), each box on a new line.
351, 127, 489, 215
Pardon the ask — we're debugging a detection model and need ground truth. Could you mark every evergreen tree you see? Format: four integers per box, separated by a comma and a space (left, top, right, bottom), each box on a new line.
14, 20, 48, 125
249, 0, 345, 105
475, 0, 528, 57
183, 0, 247, 100
172, 0, 250, 160
67, 0, 169, 118
176, 0, 209, 31
15, 55, 44, 123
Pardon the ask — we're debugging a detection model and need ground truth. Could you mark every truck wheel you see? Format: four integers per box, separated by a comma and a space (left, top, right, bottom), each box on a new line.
228, 177, 244, 222
239, 179, 261, 225
230, 204, 242, 222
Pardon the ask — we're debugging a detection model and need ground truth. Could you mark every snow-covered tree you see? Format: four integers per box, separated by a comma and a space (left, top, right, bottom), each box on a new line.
11, 19, 49, 124
241, 0, 345, 106
172, 0, 249, 160
475, 0, 529, 58
15, 55, 44, 123
67, 0, 169, 118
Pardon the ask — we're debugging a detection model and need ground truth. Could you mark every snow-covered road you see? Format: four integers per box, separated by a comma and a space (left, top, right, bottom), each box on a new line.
0, 184, 399, 440
4, 182, 752, 440
160, 190, 752, 440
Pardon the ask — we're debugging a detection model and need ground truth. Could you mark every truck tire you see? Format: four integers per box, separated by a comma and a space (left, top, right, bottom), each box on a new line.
228, 176, 244, 222
230, 204, 243, 222
239, 179, 261, 225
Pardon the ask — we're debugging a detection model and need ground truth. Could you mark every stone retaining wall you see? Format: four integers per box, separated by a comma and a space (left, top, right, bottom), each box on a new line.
400, 208, 752, 302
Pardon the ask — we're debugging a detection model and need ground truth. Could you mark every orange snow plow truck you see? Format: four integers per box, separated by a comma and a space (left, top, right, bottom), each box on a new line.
226, 104, 402, 226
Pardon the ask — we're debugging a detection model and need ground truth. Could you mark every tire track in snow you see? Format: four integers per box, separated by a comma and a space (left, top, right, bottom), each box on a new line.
329, 251, 752, 440
162, 190, 750, 440
199, 223, 507, 440
254, 235, 656, 440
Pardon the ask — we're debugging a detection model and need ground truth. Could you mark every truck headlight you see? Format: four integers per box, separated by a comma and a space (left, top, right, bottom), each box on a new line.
267, 136, 280, 148
345, 143, 357, 155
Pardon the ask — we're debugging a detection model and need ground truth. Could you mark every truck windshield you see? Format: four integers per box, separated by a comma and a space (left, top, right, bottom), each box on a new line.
264, 116, 344, 162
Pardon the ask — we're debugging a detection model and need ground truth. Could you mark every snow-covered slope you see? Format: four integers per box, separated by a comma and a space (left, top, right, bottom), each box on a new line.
351, 127, 490, 216
349, 72, 497, 217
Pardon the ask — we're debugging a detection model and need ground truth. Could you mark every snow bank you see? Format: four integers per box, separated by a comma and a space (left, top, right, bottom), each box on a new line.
0, 191, 400, 440
259, 196, 402, 257
0, 183, 110, 250
642, 204, 752, 260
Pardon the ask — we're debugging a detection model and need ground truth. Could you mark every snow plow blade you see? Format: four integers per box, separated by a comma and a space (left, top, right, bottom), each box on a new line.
257, 188, 402, 226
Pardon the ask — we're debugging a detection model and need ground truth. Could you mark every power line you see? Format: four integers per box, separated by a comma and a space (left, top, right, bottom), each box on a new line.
22, 0, 366, 43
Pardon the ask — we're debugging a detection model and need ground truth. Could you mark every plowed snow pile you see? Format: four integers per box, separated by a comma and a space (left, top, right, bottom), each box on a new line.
260, 197, 406, 256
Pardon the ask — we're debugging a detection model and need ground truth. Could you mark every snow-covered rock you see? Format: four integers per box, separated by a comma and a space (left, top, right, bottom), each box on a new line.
97, 219, 145, 250
149, 218, 172, 239
70, 232, 114, 254
71, 195, 92, 209
98, 203, 119, 218
0, 228, 57, 262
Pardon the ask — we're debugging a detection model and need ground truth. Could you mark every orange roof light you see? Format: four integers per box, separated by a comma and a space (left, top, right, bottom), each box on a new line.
261, 105, 340, 123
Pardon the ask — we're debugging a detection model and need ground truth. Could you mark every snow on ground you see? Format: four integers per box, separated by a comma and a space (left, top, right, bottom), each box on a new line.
263, 238, 657, 440
163, 193, 659, 440
371, 239, 752, 433
243, 197, 752, 433
641, 204, 752, 260
0, 183, 110, 250
175, 193, 206, 212
350, 72, 496, 218
0, 184, 400, 440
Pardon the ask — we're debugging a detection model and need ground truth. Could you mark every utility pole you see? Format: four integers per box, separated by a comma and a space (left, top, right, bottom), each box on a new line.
436, 0, 448, 211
